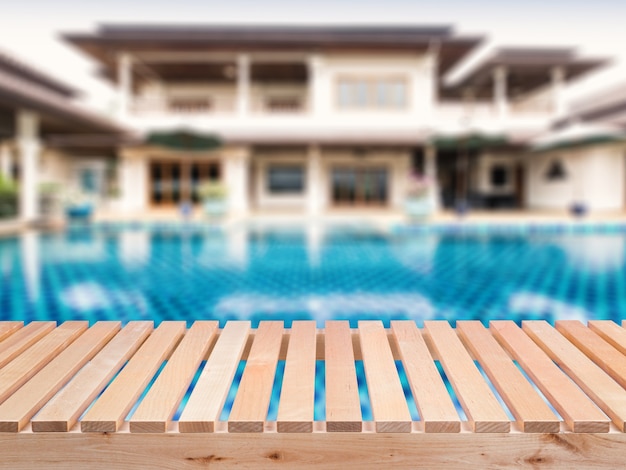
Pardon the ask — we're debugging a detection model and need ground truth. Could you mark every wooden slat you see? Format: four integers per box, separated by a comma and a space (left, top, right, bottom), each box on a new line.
0, 322, 56, 369
557, 321, 626, 390
129, 321, 218, 433
424, 321, 510, 433
81, 322, 185, 433
0, 322, 22, 343
589, 320, 626, 355
228, 321, 283, 433
524, 320, 626, 432
0, 322, 87, 405
457, 321, 559, 433
31, 321, 153, 432
276, 321, 317, 433
491, 321, 609, 433
358, 321, 411, 432
325, 321, 362, 432
391, 321, 460, 433
0, 322, 120, 432
178, 321, 251, 433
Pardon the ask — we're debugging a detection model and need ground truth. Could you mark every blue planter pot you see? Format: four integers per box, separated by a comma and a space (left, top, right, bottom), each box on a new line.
65, 204, 93, 222
203, 199, 227, 218
404, 198, 432, 220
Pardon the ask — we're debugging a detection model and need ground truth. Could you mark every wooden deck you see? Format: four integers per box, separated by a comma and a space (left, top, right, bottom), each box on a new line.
1, 319, 626, 468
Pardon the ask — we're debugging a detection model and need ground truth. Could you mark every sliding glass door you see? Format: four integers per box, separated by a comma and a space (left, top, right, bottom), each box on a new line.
150, 160, 220, 206
331, 166, 388, 206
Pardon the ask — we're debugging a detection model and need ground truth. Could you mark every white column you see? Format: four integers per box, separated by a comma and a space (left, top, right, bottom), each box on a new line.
307, 55, 323, 116
0, 142, 12, 181
227, 151, 249, 216
16, 110, 40, 223
425, 144, 440, 212
237, 54, 250, 116
551, 66, 566, 119
117, 52, 132, 119
424, 51, 439, 118
493, 66, 509, 120
307, 145, 322, 216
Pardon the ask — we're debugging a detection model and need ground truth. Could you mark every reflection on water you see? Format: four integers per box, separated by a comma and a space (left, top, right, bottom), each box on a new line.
1, 224, 625, 325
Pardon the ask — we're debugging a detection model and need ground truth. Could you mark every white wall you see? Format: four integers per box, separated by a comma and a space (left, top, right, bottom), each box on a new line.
526, 144, 626, 211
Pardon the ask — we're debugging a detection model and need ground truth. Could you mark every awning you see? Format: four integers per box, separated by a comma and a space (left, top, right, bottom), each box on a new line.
146, 129, 222, 151
531, 122, 626, 152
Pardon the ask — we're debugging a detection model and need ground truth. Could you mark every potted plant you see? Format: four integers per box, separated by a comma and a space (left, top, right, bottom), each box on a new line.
404, 173, 432, 220
198, 181, 228, 218
64, 189, 95, 222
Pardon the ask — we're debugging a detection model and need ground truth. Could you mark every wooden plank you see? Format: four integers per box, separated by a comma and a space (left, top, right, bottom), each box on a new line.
557, 321, 626, 390
358, 321, 411, 432
491, 321, 609, 433
589, 320, 626, 355
0, 322, 22, 344
5, 431, 626, 469
81, 322, 185, 433
0, 322, 56, 369
178, 321, 251, 433
325, 321, 362, 432
228, 321, 283, 433
457, 321, 559, 433
276, 321, 317, 433
424, 321, 509, 433
524, 320, 626, 432
0, 322, 120, 432
129, 321, 218, 433
391, 321, 460, 433
0, 322, 87, 406
31, 321, 153, 432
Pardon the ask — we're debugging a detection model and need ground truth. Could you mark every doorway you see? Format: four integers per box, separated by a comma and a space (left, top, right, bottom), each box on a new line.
149, 160, 220, 206
331, 166, 388, 207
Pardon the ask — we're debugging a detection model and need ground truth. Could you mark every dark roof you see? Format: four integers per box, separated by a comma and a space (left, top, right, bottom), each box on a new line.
63, 23, 484, 79
443, 47, 608, 100
0, 50, 78, 98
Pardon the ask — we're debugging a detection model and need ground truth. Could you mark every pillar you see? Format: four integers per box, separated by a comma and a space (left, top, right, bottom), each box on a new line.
307, 145, 322, 216
551, 66, 566, 119
227, 151, 249, 216
16, 110, 40, 222
424, 50, 439, 118
307, 55, 323, 116
493, 66, 509, 120
117, 53, 132, 119
425, 144, 440, 212
0, 142, 12, 181
237, 54, 250, 116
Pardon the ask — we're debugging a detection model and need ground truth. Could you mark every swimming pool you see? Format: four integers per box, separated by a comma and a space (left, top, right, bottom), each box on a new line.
1, 222, 624, 326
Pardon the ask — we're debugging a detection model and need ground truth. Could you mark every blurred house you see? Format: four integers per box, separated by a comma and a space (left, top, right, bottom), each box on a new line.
2, 24, 623, 221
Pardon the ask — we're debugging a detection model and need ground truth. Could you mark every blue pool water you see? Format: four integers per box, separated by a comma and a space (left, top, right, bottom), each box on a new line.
1, 222, 625, 326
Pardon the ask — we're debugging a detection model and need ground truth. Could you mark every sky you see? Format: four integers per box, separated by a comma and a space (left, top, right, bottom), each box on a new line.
1, 0, 625, 114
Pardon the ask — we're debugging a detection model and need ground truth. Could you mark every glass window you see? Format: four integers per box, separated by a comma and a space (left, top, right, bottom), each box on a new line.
354, 81, 369, 107
490, 165, 509, 187
389, 81, 406, 108
338, 80, 352, 108
267, 165, 305, 194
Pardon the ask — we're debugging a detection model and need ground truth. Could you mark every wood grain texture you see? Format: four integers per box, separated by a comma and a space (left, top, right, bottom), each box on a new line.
325, 321, 362, 432
276, 321, 316, 433
130, 321, 218, 433
588, 320, 626, 355
81, 322, 185, 433
0, 322, 87, 406
3, 431, 626, 469
524, 320, 626, 432
457, 321, 559, 433
391, 321, 460, 433
31, 321, 153, 432
491, 321, 609, 433
228, 321, 283, 433
0, 322, 22, 344
359, 321, 411, 432
0, 322, 55, 369
178, 321, 250, 433
0, 322, 120, 432
425, 321, 510, 433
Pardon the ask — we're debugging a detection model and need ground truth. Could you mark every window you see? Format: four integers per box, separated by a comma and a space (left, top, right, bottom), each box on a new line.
267, 165, 305, 194
490, 165, 509, 187
337, 77, 407, 110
